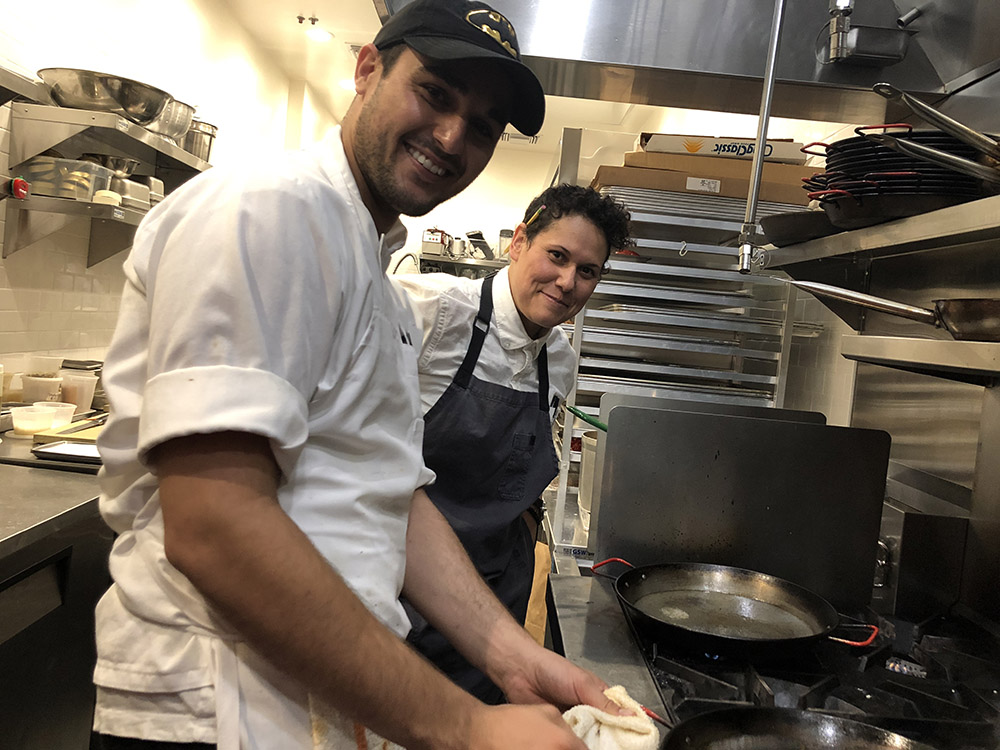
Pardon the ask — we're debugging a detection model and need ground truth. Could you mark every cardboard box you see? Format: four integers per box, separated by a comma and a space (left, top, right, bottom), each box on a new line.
591, 165, 808, 206
623, 151, 820, 186
636, 133, 807, 164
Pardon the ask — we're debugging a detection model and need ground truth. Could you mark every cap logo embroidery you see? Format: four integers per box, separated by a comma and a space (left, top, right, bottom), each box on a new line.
465, 9, 518, 59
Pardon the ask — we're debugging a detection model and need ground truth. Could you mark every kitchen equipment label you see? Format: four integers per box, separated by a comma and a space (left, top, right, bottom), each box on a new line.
686, 177, 722, 194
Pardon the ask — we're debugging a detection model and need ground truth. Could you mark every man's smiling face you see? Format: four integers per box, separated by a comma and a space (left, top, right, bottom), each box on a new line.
352, 45, 512, 223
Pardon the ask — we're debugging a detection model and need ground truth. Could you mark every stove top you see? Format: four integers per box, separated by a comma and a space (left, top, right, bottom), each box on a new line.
624, 608, 1000, 749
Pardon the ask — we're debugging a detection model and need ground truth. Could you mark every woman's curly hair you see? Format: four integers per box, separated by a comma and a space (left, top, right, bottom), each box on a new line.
521, 184, 632, 261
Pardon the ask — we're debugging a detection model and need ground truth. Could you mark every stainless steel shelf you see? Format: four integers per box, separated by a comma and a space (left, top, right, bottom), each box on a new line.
767, 194, 1000, 268
608, 257, 788, 286
840, 335, 1000, 386
581, 327, 780, 361
0, 68, 49, 107
4, 195, 149, 266
587, 305, 788, 337
419, 255, 508, 269
5, 103, 210, 266
9, 103, 208, 179
576, 374, 774, 406
591, 279, 753, 308
581, 356, 777, 386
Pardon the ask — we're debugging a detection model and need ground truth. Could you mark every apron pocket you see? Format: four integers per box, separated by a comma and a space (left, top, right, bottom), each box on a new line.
497, 432, 535, 502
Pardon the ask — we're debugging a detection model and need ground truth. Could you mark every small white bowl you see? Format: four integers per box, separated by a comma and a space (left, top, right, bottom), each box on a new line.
9, 405, 57, 437
33, 401, 76, 428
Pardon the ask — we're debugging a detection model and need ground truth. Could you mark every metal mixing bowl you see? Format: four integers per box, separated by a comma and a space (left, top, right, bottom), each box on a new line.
37, 68, 172, 125
80, 154, 142, 178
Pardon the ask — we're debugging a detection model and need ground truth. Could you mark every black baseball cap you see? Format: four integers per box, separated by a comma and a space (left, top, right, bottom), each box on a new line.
374, 0, 545, 136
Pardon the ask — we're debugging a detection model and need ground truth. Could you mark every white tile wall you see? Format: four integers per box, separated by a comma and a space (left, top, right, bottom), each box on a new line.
0, 101, 126, 363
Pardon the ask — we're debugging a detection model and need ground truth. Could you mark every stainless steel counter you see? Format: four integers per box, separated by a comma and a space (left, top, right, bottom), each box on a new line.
548, 574, 666, 739
0, 442, 100, 559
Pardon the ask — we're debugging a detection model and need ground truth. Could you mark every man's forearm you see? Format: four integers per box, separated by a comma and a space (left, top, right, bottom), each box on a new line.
156, 432, 482, 750
401, 489, 543, 695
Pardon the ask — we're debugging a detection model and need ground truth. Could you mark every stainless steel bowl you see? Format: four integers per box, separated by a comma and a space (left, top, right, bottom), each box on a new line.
80, 154, 141, 178
37, 68, 171, 125
146, 99, 196, 142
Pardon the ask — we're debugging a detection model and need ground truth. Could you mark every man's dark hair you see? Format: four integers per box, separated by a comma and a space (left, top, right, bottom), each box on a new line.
377, 42, 407, 75
522, 184, 632, 261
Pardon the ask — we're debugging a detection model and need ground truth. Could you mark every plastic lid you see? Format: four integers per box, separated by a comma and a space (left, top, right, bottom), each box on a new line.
93, 189, 122, 205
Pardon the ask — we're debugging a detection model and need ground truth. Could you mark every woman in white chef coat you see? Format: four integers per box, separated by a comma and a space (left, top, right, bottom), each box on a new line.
394, 184, 632, 703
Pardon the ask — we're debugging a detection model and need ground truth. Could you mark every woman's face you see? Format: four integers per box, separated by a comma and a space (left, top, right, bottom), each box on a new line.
507, 214, 608, 339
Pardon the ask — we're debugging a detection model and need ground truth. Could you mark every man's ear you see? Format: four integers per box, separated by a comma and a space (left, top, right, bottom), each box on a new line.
509, 222, 529, 261
354, 43, 381, 96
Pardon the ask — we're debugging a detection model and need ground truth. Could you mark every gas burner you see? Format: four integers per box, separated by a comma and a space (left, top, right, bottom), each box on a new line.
622, 605, 1000, 749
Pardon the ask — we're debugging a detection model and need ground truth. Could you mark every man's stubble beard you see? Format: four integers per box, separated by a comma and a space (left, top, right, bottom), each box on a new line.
353, 89, 447, 219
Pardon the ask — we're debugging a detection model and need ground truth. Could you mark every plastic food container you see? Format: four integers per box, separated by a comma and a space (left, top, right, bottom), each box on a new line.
33, 401, 76, 428
60, 371, 99, 413
21, 156, 113, 201
579, 430, 599, 532
9, 405, 57, 437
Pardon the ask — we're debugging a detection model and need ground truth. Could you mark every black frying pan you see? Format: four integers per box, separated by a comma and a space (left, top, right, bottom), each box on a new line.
593, 559, 877, 653
785, 279, 1000, 342
807, 188, 971, 230
759, 209, 840, 247
660, 708, 940, 750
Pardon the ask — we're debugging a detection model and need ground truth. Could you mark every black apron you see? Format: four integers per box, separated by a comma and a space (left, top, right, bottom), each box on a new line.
405, 274, 559, 704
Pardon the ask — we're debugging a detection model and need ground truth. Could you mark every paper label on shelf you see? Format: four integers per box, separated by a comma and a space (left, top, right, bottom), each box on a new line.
685, 176, 722, 194
553, 544, 594, 560
112, 208, 124, 220
115, 117, 129, 132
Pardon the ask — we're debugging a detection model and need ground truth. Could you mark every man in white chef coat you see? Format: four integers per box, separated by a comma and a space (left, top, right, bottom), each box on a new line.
92, 1, 620, 749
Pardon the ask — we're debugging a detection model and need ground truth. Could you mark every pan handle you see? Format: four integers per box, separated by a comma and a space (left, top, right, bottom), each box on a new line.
863, 132, 1000, 186
591, 558, 634, 578
783, 279, 940, 326
800, 142, 831, 157
874, 82, 1000, 161
828, 623, 879, 647
854, 123, 913, 137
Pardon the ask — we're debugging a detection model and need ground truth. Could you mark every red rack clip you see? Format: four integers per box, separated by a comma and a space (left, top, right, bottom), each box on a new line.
2, 177, 30, 200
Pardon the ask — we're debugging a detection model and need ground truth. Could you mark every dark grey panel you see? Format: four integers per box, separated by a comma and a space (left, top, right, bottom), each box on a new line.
596, 406, 891, 611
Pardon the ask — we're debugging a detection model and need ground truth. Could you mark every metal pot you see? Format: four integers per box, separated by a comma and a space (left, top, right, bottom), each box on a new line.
785, 279, 1000, 342
183, 119, 218, 162
660, 707, 939, 750
594, 559, 878, 654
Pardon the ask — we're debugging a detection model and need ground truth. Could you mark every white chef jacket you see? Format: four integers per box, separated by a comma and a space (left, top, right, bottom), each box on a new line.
391, 267, 577, 417
93, 128, 433, 746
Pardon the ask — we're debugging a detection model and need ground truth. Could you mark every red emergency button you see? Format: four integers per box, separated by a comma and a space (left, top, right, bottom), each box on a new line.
11, 177, 30, 200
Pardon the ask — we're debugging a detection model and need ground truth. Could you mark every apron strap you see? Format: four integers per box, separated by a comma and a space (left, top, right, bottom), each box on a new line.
537, 345, 549, 412
454, 274, 495, 389
453, 272, 551, 413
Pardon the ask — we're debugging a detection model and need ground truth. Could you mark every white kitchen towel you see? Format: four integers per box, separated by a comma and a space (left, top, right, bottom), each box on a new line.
562, 685, 659, 750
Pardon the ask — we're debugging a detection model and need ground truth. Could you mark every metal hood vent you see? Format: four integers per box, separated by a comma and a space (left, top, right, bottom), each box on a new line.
376, 0, 1000, 125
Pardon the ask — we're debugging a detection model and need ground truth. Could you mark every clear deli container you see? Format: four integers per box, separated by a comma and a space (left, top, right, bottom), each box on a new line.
21, 156, 113, 201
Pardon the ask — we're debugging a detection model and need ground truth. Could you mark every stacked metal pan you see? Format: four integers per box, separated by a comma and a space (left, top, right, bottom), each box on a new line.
803, 128, 993, 230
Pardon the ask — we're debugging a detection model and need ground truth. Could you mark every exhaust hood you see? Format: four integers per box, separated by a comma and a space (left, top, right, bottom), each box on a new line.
376, 0, 1000, 126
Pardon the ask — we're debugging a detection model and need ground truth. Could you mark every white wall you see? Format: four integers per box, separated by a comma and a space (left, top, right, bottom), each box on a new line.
396, 145, 558, 261
0, 0, 338, 371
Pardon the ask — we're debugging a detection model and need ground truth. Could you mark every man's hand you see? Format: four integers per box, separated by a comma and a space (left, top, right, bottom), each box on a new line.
470, 704, 588, 750
498, 644, 623, 715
